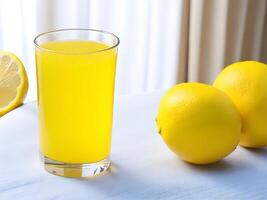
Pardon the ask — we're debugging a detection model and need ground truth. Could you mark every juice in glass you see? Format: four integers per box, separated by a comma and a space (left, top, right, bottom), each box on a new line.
34, 29, 119, 177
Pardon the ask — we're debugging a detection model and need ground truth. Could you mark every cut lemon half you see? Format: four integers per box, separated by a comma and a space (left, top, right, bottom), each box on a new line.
0, 51, 28, 116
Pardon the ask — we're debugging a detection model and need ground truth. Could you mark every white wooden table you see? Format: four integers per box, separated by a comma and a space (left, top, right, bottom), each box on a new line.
1, 91, 267, 200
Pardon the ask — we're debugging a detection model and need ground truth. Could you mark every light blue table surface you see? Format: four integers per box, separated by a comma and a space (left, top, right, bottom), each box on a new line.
1, 91, 267, 200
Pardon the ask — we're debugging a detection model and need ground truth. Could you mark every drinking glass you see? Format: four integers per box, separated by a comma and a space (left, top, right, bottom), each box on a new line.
34, 29, 119, 177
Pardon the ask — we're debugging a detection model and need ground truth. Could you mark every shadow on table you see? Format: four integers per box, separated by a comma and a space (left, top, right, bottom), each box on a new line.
182, 159, 237, 174
70, 148, 267, 198
242, 147, 267, 162
175, 148, 267, 189
61, 152, 267, 199
74, 161, 163, 199
242, 147, 267, 154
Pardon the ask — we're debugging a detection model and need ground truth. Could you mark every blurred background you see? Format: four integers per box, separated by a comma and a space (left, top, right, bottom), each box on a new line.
0, 0, 266, 101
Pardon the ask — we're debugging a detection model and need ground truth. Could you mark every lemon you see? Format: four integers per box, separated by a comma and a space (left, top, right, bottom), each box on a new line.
156, 83, 241, 164
213, 61, 267, 148
0, 51, 28, 116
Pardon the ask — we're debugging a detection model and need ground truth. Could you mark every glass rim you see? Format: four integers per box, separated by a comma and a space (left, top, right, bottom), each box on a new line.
33, 28, 120, 55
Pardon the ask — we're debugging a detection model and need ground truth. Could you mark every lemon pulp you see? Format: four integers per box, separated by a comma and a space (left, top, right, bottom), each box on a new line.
0, 51, 28, 116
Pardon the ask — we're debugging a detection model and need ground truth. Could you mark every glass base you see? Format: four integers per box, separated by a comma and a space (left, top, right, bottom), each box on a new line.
41, 155, 111, 178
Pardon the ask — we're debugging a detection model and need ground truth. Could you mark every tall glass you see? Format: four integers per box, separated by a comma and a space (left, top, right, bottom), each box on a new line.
34, 29, 119, 178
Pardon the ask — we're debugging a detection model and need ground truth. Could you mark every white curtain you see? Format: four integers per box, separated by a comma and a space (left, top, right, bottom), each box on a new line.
184, 0, 267, 83
1, 0, 266, 102
0, 0, 183, 101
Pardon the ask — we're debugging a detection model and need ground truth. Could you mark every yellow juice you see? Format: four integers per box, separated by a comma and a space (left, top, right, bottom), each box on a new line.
36, 40, 117, 163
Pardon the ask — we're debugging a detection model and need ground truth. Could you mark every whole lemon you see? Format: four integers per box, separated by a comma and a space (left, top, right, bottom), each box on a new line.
213, 61, 267, 148
156, 83, 241, 164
